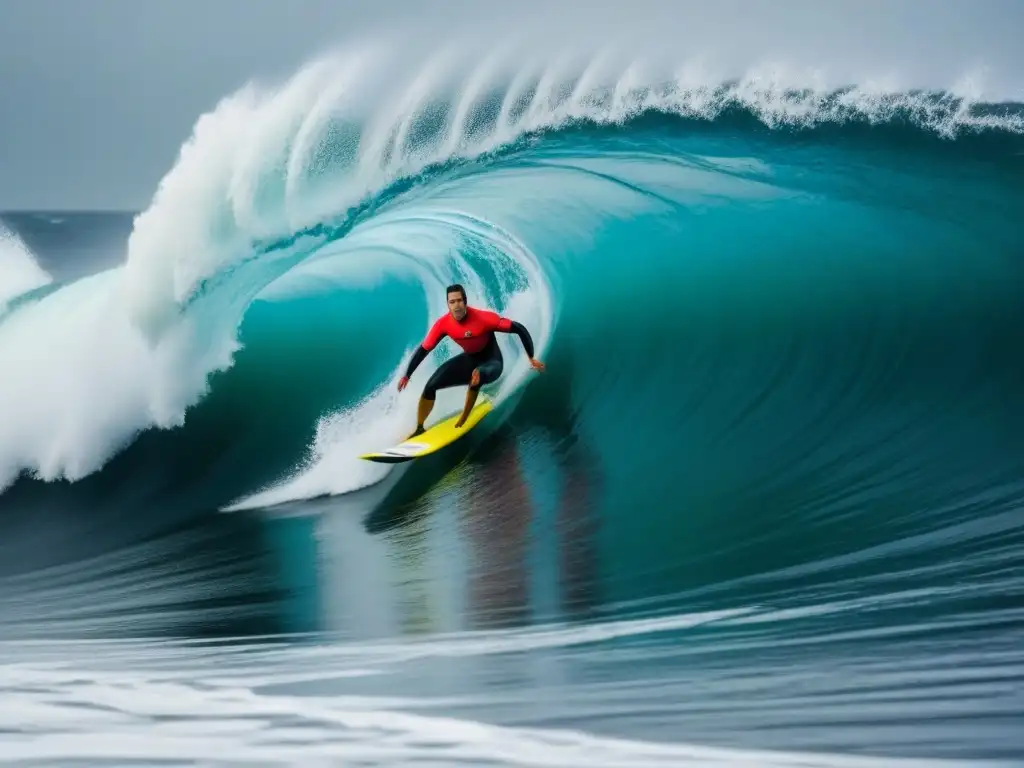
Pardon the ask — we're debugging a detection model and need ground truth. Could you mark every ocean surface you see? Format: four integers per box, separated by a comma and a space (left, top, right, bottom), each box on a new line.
1, 47, 1023, 766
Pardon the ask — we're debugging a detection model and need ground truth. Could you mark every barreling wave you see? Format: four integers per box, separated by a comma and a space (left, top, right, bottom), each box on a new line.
0, 43, 1021, 506
2, 34, 1024, 764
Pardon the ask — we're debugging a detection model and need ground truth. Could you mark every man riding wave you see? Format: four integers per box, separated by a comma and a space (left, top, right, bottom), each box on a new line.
398, 284, 545, 436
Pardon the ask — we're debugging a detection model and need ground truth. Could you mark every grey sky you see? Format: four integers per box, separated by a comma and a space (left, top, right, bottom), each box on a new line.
1, 0, 1022, 211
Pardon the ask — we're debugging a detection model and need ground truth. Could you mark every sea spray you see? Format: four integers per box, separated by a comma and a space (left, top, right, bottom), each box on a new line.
0, 221, 52, 315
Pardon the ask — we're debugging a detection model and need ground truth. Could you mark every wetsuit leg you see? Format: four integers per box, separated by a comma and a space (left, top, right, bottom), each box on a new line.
422, 337, 504, 400
454, 340, 503, 427
422, 353, 478, 401
469, 339, 504, 390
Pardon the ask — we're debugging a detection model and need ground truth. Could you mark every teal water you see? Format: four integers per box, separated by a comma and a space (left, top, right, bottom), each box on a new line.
0, 70, 1023, 764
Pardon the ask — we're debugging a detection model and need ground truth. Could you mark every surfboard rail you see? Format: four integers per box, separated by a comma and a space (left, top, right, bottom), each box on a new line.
359, 395, 493, 463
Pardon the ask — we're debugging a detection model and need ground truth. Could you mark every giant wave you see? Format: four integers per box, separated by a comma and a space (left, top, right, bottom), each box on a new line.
1, 44, 1021, 506
1, 35, 1024, 765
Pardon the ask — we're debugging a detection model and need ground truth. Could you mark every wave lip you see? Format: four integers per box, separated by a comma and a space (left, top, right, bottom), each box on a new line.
120, 47, 1024, 341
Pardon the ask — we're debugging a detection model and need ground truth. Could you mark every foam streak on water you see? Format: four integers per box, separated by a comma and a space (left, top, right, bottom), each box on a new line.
2, 603, 1019, 767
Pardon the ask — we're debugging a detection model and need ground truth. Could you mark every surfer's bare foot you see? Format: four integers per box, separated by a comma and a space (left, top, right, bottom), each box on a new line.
454, 417, 466, 429
408, 425, 425, 439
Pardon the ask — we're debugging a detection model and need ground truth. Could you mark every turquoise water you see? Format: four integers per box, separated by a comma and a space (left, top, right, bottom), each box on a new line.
0, 63, 1023, 764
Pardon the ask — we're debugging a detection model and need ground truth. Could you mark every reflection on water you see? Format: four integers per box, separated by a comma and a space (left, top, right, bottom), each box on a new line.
2, 354, 1022, 764
312, 414, 603, 640
2, 397, 1023, 762
0, 395, 602, 643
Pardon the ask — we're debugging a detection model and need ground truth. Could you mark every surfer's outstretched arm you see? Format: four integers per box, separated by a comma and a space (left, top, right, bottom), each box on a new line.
404, 345, 429, 379
397, 345, 429, 392
506, 321, 535, 359
501, 320, 544, 370
399, 318, 448, 391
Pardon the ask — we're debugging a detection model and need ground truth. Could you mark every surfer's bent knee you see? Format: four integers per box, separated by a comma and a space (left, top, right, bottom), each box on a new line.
472, 360, 503, 390
422, 363, 450, 400
421, 372, 444, 400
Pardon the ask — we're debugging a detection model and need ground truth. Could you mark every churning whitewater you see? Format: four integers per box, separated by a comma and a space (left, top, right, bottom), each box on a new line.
1, 36, 1023, 766
0, 222, 52, 314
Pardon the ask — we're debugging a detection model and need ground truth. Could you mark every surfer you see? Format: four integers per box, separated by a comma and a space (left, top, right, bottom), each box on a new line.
397, 283, 545, 436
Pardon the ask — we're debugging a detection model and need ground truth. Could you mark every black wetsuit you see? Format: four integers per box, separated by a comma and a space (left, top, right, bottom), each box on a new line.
405, 320, 534, 401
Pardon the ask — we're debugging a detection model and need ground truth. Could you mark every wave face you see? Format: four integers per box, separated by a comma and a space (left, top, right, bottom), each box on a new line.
1, 45, 1024, 765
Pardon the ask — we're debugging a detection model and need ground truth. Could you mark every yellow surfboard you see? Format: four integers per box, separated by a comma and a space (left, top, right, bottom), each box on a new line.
359, 396, 493, 463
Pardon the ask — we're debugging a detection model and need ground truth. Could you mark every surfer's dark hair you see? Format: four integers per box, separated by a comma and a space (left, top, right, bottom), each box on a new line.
446, 283, 467, 301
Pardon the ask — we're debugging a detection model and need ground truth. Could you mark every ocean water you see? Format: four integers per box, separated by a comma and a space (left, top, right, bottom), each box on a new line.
1, 45, 1023, 766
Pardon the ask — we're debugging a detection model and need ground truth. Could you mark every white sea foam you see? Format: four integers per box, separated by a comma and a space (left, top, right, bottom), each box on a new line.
0, 222, 51, 314
0, 607, 1007, 767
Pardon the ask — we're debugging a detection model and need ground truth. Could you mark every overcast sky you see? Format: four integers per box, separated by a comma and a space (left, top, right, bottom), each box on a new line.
1, 0, 1021, 211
